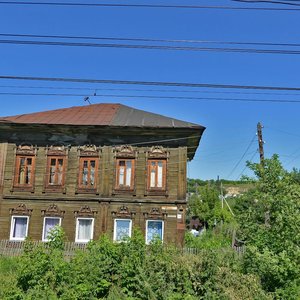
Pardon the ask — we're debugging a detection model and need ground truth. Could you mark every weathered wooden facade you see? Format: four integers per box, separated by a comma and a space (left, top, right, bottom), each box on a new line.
0, 104, 205, 245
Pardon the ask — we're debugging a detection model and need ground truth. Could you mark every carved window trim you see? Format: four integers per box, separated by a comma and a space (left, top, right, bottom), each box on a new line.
113, 145, 136, 194
143, 207, 167, 220
13, 144, 37, 192
74, 205, 97, 218
44, 145, 68, 193
145, 147, 169, 196
41, 204, 65, 218
74, 206, 96, 243
77, 145, 100, 194
9, 203, 32, 241
111, 205, 136, 219
147, 159, 167, 191
9, 203, 32, 216
147, 146, 168, 159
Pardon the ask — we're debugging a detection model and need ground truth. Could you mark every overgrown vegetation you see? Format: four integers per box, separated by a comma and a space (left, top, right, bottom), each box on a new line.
187, 155, 300, 299
0, 155, 299, 299
0, 230, 269, 299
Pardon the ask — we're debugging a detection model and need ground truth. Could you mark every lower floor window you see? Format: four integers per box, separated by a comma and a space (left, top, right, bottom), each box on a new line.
42, 217, 61, 241
75, 218, 94, 242
113, 219, 132, 242
10, 216, 29, 241
146, 220, 164, 244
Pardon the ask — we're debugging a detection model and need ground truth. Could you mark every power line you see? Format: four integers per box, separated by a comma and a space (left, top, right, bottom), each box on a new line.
227, 135, 257, 179
1, 33, 300, 48
236, 149, 258, 179
0, 1, 300, 11
264, 126, 300, 138
1, 39, 300, 55
2, 84, 300, 97
0, 92, 300, 103
233, 0, 300, 6
1, 75, 300, 92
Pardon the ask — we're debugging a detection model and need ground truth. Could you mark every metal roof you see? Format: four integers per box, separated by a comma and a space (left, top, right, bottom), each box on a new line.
0, 103, 204, 129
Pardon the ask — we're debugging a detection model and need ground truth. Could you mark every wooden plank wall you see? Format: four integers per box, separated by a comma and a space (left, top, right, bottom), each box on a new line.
0, 142, 8, 193
0, 144, 188, 244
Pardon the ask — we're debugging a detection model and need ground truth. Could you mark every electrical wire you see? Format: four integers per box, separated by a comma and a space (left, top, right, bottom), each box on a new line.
1, 75, 300, 91
0, 1, 299, 11
1, 84, 300, 97
1, 39, 300, 55
233, 0, 300, 6
0, 92, 300, 103
236, 149, 258, 179
264, 126, 300, 138
1, 33, 300, 48
227, 135, 257, 179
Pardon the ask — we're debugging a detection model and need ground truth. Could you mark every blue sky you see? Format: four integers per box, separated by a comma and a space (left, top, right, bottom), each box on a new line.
0, 0, 300, 180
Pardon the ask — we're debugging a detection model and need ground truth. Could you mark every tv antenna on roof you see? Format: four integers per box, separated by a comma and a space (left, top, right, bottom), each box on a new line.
83, 96, 91, 105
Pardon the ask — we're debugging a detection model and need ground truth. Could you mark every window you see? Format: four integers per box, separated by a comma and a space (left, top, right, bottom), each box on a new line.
75, 218, 94, 243
45, 145, 68, 190
147, 160, 166, 190
13, 144, 36, 189
146, 220, 164, 244
47, 156, 65, 186
113, 219, 132, 242
115, 159, 134, 189
14, 156, 34, 186
10, 216, 29, 241
78, 157, 98, 189
42, 217, 61, 241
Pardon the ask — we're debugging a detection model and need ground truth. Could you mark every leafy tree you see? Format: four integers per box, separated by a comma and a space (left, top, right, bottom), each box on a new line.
235, 155, 300, 295
16, 226, 70, 298
188, 184, 235, 227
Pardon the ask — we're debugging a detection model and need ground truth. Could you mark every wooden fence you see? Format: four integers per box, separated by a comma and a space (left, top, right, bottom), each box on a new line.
0, 240, 87, 259
0, 240, 245, 258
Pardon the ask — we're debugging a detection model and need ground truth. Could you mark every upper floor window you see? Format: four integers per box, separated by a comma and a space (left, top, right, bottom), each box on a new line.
15, 157, 33, 185
116, 159, 134, 189
79, 158, 97, 188
114, 146, 136, 191
13, 144, 36, 189
45, 146, 68, 190
146, 146, 168, 193
48, 157, 65, 185
77, 145, 99, 192
148, 160, 166, 190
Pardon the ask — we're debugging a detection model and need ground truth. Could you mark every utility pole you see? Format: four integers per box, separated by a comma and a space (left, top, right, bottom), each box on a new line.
257, 123, 269, 226
257, 122, 264, 165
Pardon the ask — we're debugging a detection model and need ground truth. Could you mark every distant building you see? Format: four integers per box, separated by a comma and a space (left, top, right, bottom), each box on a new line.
0, 104, 205, 245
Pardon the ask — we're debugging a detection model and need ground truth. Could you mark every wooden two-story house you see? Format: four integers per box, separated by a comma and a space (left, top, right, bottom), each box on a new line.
0, 104, 205, 245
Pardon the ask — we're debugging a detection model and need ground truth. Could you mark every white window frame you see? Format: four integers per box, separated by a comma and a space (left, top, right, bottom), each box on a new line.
113, 219, 132, 242
145, 219, 164, 245
42, 217, 62, 242
10, 215, 29, 241
75, 217, 94, 243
